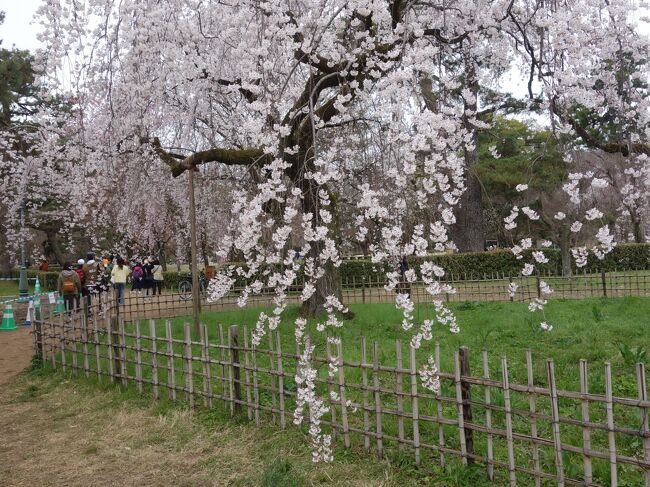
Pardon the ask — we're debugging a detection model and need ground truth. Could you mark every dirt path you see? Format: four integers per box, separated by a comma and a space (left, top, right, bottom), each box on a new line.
0, 327, 33, 385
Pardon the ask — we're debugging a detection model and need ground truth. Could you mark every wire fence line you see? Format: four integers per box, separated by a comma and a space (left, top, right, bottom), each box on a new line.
95, 268, 650, 322
32, 298, 650, 487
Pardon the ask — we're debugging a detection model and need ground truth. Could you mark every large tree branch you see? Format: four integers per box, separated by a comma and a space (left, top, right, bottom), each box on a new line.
149, 137, 269, 177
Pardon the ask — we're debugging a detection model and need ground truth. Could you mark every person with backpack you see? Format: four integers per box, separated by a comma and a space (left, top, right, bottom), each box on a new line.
152, 259, 164, 296
57, 262, 82, 313
75, 259, 86, 309
132, 261, 144, 293
111, 257, 130, 305
142, 258, 155, 296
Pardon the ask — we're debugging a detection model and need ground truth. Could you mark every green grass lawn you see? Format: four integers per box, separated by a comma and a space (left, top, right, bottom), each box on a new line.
47, 296, 650, 485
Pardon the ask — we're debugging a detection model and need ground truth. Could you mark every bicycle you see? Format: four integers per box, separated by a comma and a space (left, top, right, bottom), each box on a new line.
178, 273, 208, 301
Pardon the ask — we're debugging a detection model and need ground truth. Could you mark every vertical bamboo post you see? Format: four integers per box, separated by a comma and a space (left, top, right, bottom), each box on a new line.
229, 325, 241, 414
219, 324, 227, 406
59, 306, 66, 371
409, 344, 421, 465
243, 326, 253, 420
636, 363, 650, 487
502, 357, 517, 486
135, 321, 143, 393
604, 362, 618, 487
526, 350, 541, 487
110, 315, 120, 383
459, 347, 474, 463
361, 336, 371, 452
106, 314, 115, 382
326, 341, 338, 439
275, 331, 286, 429
483, 350, 494, 481
435, 342, 446, 468
268, 331, 278, 423
252, 340, 261, 426
81, 304, 90, 378
336, 340, 350, 448
454, 351, 469, 465
579, 359, 593, 485
184, 323, 195, 408
601, 269, 608, 297
547, 359, 565, 486
202, 324, 213, 407
70, 312, 78, 374
372, 341, 383, 459
395, 339, 405, 449
149, 320, 159, 400
165, 320, 176, 400
119, 319, 127, 386
92, 312, 101, 379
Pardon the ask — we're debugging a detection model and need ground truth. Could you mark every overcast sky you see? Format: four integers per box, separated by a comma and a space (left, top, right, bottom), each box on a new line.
0, 0, 42, 51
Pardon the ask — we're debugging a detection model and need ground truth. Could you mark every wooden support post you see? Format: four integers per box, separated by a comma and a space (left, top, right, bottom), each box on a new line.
579, 359, 592, 485
229, 325, 241, 414
360, 336, 371, 452
372, 341, 383, 459
202, 324, 213, 407
81, 307, 90, 378
454, 351, 469, 465
119, 319, 127, 386
459, 346, 474, 464
483, 350, 494, 481
276, 332, 286, 429
243, 326, 253, 421
435, 342, 446, 468
252, 340, 261, 426
326, 341, 338, 439
409, 345, 421, 465
218, 324, 227, 407
135, 321, 143, 393
602, 269, 608, 297
110, 315, 120, 382
184, 323, 194, 407
527, 350, 541, 486
547, 359, 565, 487
635, 363, 650, 487
149, 320, 159, 400
165, 320, 177, 400
395, 339, 405, 450
604, 362, 618, 487
92, 313, 101, 379
502, 357, 517, 486
336, 340, 350, 448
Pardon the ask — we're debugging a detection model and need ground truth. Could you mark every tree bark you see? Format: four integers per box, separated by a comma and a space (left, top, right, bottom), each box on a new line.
44, 229, 65, 265
559, 228, 572, 278
452, 54, 485, 252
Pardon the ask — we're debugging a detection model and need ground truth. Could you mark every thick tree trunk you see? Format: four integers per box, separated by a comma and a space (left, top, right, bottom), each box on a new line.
559, 228, 572, 278
301, 259, 343, 317
452, 55, 484, 252
631, 213, 644, 243
44, 229, 65, 265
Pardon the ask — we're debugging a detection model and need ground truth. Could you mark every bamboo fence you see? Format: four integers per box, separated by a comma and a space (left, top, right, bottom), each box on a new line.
32, 300, 650, 487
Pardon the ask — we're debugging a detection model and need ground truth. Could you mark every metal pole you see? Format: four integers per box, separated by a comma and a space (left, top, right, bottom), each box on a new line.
18, 201, 29, 299
188, 167, 201, 335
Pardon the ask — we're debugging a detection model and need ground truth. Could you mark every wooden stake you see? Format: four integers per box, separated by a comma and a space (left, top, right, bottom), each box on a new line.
243, 326, 253, 420
336, 340, 350, 448
229, 325, 241, 414
604, 362, 618, 487
483, 350, 494, 481
184, 323, 194, 407
395, 339, 405, 449
635, 363, 650, 487
409, 345, 421, 465
202, 324, 213, 407
165, 320, 177, 400
435, 342, 446, 468
579, 359, 592, 485
372, 341, 383, 459
547, 359, 565, 486
276, 331, 286, 429
92, 312, 101, 380
135, 321, 143, 393
502, 357, 517, 486
454, 351, 468, 465
149, 320, 159, 400
360, 336, 371, 452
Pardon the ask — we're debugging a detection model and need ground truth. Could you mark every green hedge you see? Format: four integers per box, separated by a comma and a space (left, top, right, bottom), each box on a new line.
12, 243, 650, 291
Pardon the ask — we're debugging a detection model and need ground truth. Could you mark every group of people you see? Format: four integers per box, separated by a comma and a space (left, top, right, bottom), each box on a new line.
111, 258, 165, 305
56, 253, 165, 310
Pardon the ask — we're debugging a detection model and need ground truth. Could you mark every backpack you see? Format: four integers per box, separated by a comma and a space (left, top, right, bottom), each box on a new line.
63, 275, 76, 294
133, 266, 143, 279
143, 265, 153, 281
75, 268, 85, 285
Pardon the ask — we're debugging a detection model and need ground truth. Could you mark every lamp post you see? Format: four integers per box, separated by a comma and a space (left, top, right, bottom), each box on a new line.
18, 201, 29, 300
